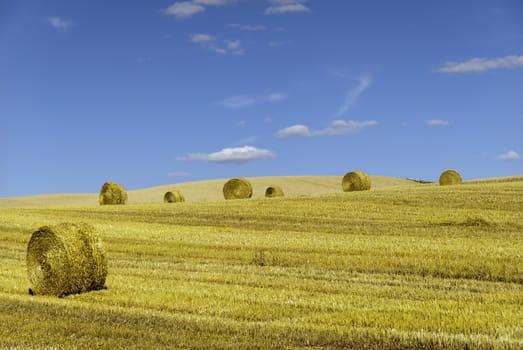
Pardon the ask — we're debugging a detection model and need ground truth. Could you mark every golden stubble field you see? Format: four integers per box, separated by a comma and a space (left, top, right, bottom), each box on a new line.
0, 176, 522, 349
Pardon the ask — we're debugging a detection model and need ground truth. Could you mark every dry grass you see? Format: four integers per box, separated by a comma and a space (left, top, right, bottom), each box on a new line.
99, 182, 128, 205
26, 222, 107, 296
0, 177, 522, 348
0, 176, 422, 207
342, 171, 371, 191
223, 178, 253, 200
163, 190, 185, 203
439, 170, 463, 186
265, 186, 284, 198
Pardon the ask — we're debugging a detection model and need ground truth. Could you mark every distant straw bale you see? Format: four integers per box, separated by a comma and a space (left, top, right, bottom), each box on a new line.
223, 178, 253, 200
164, 190, 185, 203
26, 223, 108, 297
342, 171, 371, 192
265, 186, 284, 198
439, 169, 462, 185
99, 182, 127, 205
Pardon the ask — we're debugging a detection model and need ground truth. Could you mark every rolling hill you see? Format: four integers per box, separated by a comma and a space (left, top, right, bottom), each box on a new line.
0, 176, 521, 348
0, 175, 421, 207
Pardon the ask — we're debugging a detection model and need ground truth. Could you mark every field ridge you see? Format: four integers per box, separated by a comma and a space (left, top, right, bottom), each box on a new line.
0, 175, 420, 207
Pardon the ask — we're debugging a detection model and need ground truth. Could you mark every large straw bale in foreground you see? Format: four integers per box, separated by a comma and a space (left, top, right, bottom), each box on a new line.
265, 186, 284, 198
99, 182, 127, 205
223, 178, 253, 200
342, 171, 371, 192
26, 223, 108, 297
164, 190, 185, 203
439, 169, 462, 185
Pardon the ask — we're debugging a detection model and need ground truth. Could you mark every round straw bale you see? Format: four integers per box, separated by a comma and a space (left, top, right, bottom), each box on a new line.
439, 169, 462, 185
265, 186, 284, 198
342, 171, 371, 192
223, 178, 253, 200
26, 223, 108, 297
99, 182, 127, 205
164, 190, 185, 203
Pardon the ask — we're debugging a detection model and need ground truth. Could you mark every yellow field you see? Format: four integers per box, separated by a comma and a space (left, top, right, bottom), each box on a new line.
0, 176, 522, 349
0, 175, 420, 207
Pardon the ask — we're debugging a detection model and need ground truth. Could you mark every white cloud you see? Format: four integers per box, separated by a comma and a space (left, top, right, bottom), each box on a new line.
335, 76, 372, 117
497, 150, 521, 161
267, 92, 287, 102
48, 17, 72, 31
436, 55, 523, 73
191, 33, 215, 43
194, 0, 236, 5
210, 46, 228, 54
265, 0, 310, 14
228, 23, 267, 31
265, 3, 310, 14
190, 34, 244, 55
227, 40, 241, 50
179, 146, 274, 164
426, 119, 449, 126
163, 0, 235, 19
220, 92, 286, 108
220, 95, 256, 108
269, 0, 306, 3
163, 2, 205, 18
276, 120, 378, 138
315, 120, 378, 135
276, 124, 312, 138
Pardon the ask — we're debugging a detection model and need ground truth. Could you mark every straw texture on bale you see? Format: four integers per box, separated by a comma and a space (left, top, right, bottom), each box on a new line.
223, 178, 253, 200
26, 223, 108, 297
265, 186, 284, 198
164, 190, 185, 203
342, 171, 371, 192
99, 182, 127, 205
439, 169, 463, 186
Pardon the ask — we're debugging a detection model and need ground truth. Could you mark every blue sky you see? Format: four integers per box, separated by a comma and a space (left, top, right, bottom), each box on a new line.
1, 0, 522, 197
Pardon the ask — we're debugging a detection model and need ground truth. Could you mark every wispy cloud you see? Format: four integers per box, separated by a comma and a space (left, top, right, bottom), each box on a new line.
190, 34, 244, 55
191, 33, 215, 42
178, 146, 274, 164
267, 92, 287, 102
276, 120, 378, 138
315, 120, 378, 136
163, 2, 205, 18
163, 0, 235, 19
265, 0, 311, 15
276, 124, 311, 138
220, 92, 286, 108
220, 95, 256, 108
47, 17, 73, 31
227, 40, 241, 50
426, 119, 449, 126
194, 0, 236, 4
497, 150, 520, 161
228, 23, 267, 31
335, 76, 372, 117
436, 55, 523, 73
